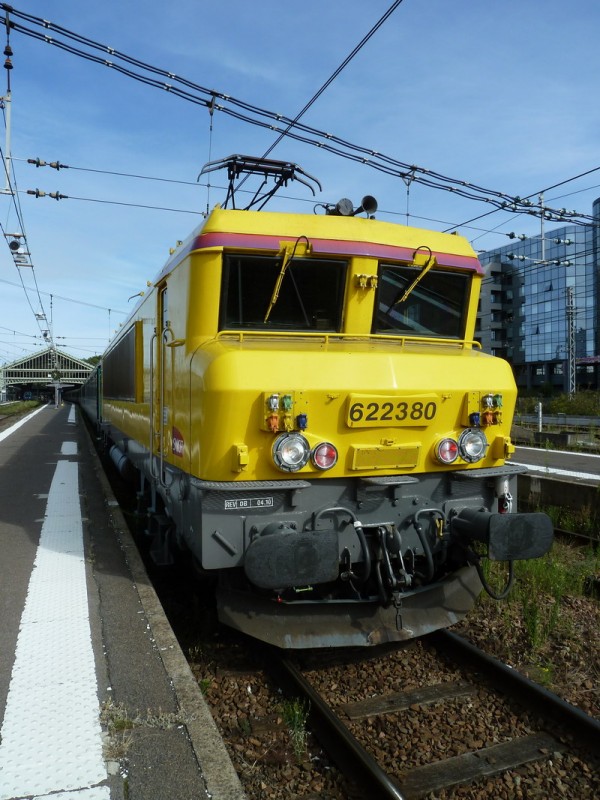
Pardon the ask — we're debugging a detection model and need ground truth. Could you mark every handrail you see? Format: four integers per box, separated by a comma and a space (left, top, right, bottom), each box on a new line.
149, 330, 158, 482
158, 323, 174, 489
214, 329, 482, 349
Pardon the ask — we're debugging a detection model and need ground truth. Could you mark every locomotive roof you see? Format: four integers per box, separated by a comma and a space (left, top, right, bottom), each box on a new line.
159, 205, 482, 279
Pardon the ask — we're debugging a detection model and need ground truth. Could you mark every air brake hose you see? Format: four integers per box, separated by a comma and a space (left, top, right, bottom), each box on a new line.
412, 516, 435, 583
350, 521, 372, 584
374, 560, 388, 605
474, 557, 515, 600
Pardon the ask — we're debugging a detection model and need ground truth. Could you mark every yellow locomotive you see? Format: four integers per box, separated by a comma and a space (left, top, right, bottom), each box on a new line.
90, 156, 552, 648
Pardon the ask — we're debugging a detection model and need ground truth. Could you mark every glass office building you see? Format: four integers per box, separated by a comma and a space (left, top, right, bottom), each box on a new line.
476, 198, 600, 393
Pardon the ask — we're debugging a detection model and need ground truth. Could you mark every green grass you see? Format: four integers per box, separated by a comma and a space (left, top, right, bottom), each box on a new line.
279, 698, 310, 761
0, 400, 39, 417
481, 539, 599, 650
541, 501, 600, 538
518, 539, 598, 595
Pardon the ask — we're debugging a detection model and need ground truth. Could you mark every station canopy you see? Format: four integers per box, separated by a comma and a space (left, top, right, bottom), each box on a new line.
1, 347, 93, 387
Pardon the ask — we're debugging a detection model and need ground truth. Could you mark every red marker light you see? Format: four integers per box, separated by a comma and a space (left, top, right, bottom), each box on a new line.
435, 438, 459, 464
312, 442, 338, 470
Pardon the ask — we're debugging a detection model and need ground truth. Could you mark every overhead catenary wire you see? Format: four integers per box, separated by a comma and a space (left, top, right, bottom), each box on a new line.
450, 166, 600, 239
1, 3, 599, 365
475, 242, 597, 344
260, 0, 406, 160
0, 276, 127, 315
22, 189, 205, 216
20, 157, 202, 186
234, 0, 406, 196
0, 19, 56, 352
478, 241, 595, 288
0, 4, 422, 358
0, 212, 52, 341
19, 155, 600, 247
4, 3, 594, 245
0, 5, 596, 226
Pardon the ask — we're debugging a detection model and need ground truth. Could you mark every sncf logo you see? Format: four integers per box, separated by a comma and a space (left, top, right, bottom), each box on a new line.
172, 427, 185, 456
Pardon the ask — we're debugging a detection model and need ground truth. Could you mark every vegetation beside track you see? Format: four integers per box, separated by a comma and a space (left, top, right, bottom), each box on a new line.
0, 400, 41, 430
0, 400, 40, 416
456, 539, 600, 716
517, 390, 600, 416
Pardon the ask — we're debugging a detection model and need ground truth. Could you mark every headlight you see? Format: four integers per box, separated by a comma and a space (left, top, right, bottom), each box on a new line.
311, 442, 338, 470
273, 433, 310, 472
458, 428, 487, 463
435, 438, 459, 464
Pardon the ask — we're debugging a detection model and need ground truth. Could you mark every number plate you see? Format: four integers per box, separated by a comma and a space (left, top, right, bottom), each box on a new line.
346, 394, 439, 427
224, 497, 274, 510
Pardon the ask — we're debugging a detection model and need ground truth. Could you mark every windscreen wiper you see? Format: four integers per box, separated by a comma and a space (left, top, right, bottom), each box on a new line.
263, 236, 311, 323
387, 245, 437, 310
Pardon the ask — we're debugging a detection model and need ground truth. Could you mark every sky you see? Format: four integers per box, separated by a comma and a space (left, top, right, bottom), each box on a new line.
0, 0, 599, 363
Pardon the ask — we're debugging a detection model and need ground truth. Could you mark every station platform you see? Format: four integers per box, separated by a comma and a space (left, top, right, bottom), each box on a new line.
0, 403, 246, 800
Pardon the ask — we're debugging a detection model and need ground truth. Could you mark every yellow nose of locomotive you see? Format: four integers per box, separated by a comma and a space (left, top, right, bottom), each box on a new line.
191, 339, 517, 483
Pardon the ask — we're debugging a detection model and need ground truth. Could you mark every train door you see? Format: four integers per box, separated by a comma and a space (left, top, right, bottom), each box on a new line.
152, 283, 174, 487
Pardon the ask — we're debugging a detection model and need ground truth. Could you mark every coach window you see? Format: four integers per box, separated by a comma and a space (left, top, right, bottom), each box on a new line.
373, 262, 471, 339
103, 325, 136, 400
220, 254, 347, 331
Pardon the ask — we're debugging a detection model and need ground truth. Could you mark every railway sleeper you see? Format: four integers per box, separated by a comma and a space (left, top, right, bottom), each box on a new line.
399, 732, 564, 799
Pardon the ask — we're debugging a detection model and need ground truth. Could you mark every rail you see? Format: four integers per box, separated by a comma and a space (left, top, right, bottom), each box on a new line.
264, 632, 599, 799
427, 629, 600, 744
267, 649, 406, 800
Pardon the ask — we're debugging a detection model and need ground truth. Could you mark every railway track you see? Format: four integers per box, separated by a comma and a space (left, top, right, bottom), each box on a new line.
137, 516, 598, 798
95, 440, 599, 798
262, 633, 600, 799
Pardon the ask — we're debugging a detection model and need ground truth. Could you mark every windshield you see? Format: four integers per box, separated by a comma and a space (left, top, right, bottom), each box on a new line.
220, 254, 347, 331
373, 263, 471, 339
